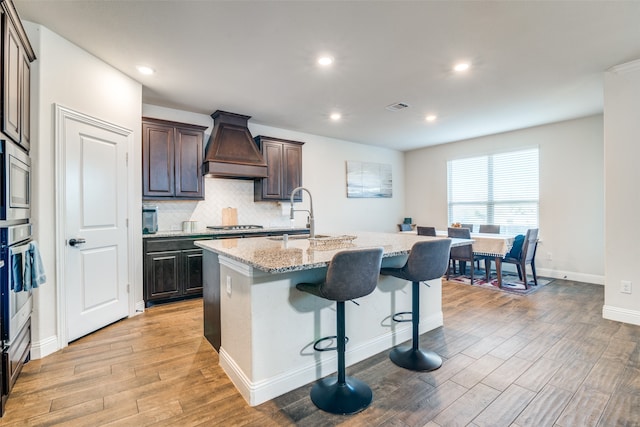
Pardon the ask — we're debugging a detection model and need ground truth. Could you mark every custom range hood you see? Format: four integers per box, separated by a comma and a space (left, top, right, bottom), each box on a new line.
202, 110, 268, 178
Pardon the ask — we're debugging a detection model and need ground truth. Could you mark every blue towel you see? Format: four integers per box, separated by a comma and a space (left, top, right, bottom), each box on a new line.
23, 241, 46, 291
11, 252, 23, 292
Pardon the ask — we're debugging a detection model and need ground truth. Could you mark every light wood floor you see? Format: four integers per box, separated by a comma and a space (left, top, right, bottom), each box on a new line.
1, 279, 638, 426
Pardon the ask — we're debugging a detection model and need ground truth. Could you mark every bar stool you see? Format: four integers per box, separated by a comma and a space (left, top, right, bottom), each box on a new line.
380, 239, 452, 371
296, 247, 384, 415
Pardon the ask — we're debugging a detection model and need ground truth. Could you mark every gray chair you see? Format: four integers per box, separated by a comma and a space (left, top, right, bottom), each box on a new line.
502, 228, 539, 289
461, 223, 474, 232
296, 247, 384, 415
447, 227, 485, 282
477, 224, 500, 270
479, 224, 500, 234
380, 239, 452, 371
416, 226, 437, 237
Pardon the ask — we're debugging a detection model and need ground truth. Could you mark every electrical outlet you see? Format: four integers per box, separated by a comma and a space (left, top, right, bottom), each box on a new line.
621, 280, 632, 294
226, 276, 232, 296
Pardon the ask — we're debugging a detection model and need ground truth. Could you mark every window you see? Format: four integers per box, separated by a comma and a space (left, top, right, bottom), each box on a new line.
447, 148, 539, 235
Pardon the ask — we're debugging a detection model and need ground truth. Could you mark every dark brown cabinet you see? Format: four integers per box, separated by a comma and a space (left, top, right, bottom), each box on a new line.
143, 236, 212, 306
254, 136, 304, 202
142, 118, 207, 200
1, 1, 35, 151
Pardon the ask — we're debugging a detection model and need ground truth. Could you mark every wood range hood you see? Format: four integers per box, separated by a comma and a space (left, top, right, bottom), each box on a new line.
202, 110, 268, 179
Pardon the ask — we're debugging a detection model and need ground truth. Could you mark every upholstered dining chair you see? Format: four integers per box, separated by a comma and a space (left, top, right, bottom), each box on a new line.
446, 227, 483, 282
416, 226, 437, 237
478, 224, 500, 234
501, 228, 539, 289
461, 223, 474, 232
476, 224, 501, 270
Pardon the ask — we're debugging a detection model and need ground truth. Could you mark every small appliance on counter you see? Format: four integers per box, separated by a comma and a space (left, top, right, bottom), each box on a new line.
142, 205, 158, 234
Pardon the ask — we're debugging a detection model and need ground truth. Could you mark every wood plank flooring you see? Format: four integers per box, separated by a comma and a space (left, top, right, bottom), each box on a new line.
1, 279, 638, 426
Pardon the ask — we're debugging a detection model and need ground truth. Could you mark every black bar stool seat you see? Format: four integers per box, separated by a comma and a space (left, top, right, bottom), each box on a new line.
380, 238, 452, 371
296, 247, 384, 415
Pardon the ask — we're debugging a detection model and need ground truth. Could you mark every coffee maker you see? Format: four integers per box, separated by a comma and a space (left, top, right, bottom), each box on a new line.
142, 205, 158, 234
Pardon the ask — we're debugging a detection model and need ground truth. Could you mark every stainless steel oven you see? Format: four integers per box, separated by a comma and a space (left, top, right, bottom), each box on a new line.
0, 140, 31, 223
0, 224, 32, 345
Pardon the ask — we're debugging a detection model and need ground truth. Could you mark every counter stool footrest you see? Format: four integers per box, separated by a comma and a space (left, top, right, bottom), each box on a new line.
392, 311, 412, 323
390, 346, 443, 371
313, 335, 349, 352
310, 376, 373, 415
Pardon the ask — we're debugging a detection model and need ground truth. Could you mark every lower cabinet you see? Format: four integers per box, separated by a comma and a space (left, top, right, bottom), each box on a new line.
144, 236, 212, 306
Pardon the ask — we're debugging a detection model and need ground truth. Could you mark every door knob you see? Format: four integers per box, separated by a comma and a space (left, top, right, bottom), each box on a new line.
68, 238, 86, 247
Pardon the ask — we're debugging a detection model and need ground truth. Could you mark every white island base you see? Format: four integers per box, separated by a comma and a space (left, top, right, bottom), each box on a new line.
209, 251, 444, 406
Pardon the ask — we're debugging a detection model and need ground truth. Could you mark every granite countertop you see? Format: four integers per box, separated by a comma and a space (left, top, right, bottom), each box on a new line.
143, 227, 310, 239
195, 231, 472, 273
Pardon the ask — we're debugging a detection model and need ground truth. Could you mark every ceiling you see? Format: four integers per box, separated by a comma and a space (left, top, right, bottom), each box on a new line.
14, 1, 640, 151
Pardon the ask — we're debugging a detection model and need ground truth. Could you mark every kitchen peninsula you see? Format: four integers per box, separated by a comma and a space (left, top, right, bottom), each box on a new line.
195, 232, 469, 406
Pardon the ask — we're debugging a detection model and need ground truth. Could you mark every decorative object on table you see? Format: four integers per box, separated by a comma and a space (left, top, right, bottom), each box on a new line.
403, 217, 412, 224
451, 222, 461, 228
346, 161, 392, 198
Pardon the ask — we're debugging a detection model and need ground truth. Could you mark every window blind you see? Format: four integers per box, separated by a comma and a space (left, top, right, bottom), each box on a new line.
447, 148, 539, 235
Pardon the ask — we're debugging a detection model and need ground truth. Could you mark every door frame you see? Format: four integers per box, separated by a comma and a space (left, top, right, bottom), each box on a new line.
54, 104, 135, 348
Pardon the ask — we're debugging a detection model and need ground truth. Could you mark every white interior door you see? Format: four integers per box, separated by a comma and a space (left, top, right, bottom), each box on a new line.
61, 110, 130, 342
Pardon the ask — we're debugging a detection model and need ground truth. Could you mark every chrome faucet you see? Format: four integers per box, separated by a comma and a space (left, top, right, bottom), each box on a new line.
290, 186, 315, 238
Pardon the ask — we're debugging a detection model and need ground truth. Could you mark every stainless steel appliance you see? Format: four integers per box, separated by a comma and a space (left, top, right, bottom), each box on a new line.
207, 225, 263, 231
0, 223, 33, 395
0, 140, 31, 224
142, 205, 158, 234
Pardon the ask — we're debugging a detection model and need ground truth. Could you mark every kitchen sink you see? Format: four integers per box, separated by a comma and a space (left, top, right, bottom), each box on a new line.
268, 234, 311, 241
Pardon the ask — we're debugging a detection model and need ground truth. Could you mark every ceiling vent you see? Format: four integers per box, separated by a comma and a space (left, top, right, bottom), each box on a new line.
385, 102, 410, 112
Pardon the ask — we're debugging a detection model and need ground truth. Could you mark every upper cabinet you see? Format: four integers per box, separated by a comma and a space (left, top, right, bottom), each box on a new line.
1, 0, 36, 152
253, 136, 304, 202
142, 117, 207, 200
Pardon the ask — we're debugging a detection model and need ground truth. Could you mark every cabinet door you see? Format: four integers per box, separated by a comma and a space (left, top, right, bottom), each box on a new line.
143, 121, 175, 197
3, 15, 21, 145
20, 54, 30, 151
182, 249, 204, 295
283, 143, 302, 200
261, 140, 284, 199
145, 250, 181, 300
174, 126, 204, 199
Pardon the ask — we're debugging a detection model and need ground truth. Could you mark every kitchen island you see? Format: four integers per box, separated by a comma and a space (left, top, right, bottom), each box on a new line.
195, 231, 469, 406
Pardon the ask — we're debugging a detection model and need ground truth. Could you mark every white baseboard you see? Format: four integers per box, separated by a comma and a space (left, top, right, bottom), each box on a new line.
31, 334, 59, 359
602, 305, 640, 326
134, 300, 145, 315
219, 311, 443, 406
536, 267, 604, 285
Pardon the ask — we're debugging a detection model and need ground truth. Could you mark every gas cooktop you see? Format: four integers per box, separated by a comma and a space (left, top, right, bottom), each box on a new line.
207, 225, 264, 231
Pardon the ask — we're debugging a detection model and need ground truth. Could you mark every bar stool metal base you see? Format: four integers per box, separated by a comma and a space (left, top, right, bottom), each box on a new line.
310, 376, 373, 415
389, 346, 443, 371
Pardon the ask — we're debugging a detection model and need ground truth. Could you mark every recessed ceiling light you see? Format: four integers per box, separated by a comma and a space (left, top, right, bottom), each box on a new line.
136, 65, 155, 75
330, 112, 341, 121
453, 62, 470, 72
318, 56, 334, 66
426, 115, 437, 122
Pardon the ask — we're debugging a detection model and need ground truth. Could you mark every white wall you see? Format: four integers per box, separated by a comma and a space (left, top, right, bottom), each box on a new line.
143, 105, 406, 234
25, 22, 142, 358
603, 60, 640, 325
405, 115, 604, 284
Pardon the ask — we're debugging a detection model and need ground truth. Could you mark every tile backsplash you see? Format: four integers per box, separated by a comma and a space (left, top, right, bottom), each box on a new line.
152, 178, 296, 232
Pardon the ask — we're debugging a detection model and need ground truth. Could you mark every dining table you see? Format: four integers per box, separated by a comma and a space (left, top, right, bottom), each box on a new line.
431, 230, 516, 288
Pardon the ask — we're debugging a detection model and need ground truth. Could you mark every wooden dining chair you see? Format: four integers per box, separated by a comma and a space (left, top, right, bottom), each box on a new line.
416, 226, 436, 237
501, 228, 539, 289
